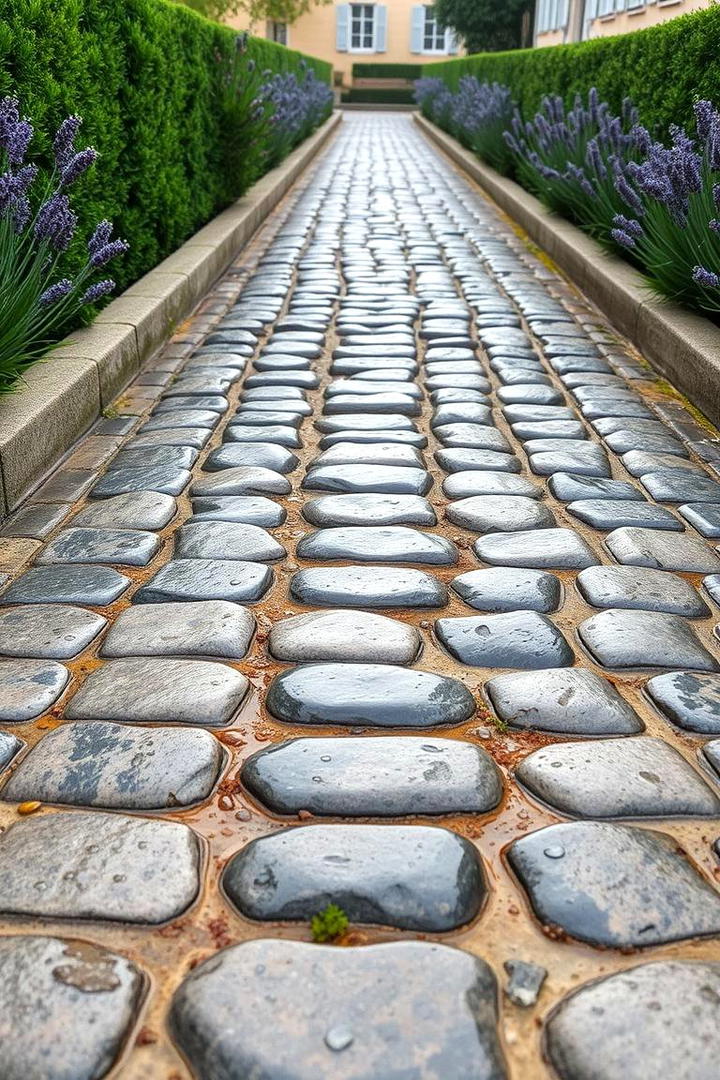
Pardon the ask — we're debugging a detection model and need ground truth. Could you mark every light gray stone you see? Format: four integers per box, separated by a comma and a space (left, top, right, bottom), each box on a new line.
0, 659, 69, 721
100, 600, 255, 659
486, 667, 643, 735
71, 491, 176, 531
174, 522, 285, 562
290, 566, 447, 608
268, 610, 420, 664
297, 526, 458, 565
0, 605, 106, 659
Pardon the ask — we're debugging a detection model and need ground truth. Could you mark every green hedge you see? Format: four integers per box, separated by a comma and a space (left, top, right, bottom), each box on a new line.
0, 0, 331, 293
342, 89, 416, 104
422, 6, 720, 135
352, 62, 422, 80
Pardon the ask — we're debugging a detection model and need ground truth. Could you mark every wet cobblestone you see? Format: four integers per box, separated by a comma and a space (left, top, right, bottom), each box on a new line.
0, 112, 719, 1076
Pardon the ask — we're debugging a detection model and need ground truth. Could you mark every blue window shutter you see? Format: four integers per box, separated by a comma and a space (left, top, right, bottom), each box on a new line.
336, 4, 349, 51
375, 5, 388, 52
410, 5, 424, 52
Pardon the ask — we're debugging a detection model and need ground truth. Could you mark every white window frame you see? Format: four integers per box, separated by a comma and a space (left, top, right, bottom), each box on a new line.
421, 5, 448, 53
267, 20, 288, 45
349, 3, 376, 53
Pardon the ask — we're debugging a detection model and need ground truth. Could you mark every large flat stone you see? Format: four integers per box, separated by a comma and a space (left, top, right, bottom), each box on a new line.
290, 567, 447, 608
516, 736, 720, 818
508, 821, 720, 946
3, 720, 224, 809
205, 443, 299, 474
0, 810, 200, 923
266, 663, 475, 728
65, 657, 249, 726
579, 609, 718, 671
303, 465, 431, 496
223, 824, 485, 931
190, 467, 291, 497
303, 494, 436, 528
474, 529, 598, 569
297, 526, 457, 565
486, 668, 643, 735
546, 961, 720, 1080
449, 496, 554, 534
646, 671, 720, 734
169, 939, 505, 1080
174, 522, 285, 562
242, 736, 502, 816
71, 490, 176, 531
134, 559, 273, 604
436, 612, 573, 669
0, 604, 106, 659
577, 565, 709, 616
0, 936, 143, 1080
190, 496, 286, 528
268, 610, 420, 664
451, 568, 561, 613
101, 600, 255, 659
37, 527, 159, 567
605, 527, 720, 574
0, 658, 68, 722
1, 566, 130, 606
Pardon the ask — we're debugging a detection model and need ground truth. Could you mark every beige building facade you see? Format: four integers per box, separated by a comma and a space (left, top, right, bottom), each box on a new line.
229, 2, 461, 84
534, 0, 712, 46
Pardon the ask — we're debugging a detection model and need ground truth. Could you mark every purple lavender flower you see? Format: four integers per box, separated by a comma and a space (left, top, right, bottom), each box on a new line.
12, 194, 30, 233
39, 279, 73, 306
34, 192, 77, 251
89, 237, 129, 268
694, 100, 714, 141
611, 228, 637, 250
53, 115, 82, 170
59, 147, 97, 188
81, 279, 115, 304
7, 119, 33, 165
88, 220, 113, 256
613, 214, 644, 239
709, 219, 720, 232
692, 265, 720, 289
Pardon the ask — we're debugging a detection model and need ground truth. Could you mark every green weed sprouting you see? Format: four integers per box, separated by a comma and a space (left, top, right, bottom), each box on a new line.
311, 903, 349, 943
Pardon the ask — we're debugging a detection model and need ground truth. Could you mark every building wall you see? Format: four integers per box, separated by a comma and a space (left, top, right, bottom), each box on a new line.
535, 0, 712, 46
228, 2, 462, 85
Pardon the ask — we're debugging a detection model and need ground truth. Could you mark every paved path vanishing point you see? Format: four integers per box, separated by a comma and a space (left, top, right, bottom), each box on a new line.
0, 112, 720, 1079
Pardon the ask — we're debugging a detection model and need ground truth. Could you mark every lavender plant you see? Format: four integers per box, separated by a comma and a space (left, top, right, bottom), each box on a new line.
220, 34, 275, 198
504, 89, 644, 244
262, 60, 334, 168
611, 101, 720, 313
0, 97, 127, 389
414, 77, 454, 130
448, 78, 515, 174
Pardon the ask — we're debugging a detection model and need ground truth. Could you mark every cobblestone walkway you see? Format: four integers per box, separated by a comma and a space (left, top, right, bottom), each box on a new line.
1, 112, 720, 1078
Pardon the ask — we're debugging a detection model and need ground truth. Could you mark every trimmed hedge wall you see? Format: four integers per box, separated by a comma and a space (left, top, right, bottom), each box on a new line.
421, 7, 720, 135
0, 0, 331, 293
342, 89, 416, 104
352, 62, 422, 80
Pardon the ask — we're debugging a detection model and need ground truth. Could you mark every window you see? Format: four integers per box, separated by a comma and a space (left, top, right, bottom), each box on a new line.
422, 6, 446, 52
537, 0, 569, 32
350, 4, 375, 50
267, 20, 288, 44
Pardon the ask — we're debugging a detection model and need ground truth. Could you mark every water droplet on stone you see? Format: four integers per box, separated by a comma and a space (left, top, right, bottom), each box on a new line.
543, 844, 565, 859
325, 1025, 354, 1052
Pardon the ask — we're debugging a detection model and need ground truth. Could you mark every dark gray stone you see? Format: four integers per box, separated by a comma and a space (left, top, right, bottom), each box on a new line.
242, 736, 502, 816
205, 444, 299, 474
91, 464, 191, 498
128, 426, 211, 450
0, 810, 200, 922
0, 503, 70, 540
190, 496, 286, 527
517, 735, 720, 818
646, 671, 720, 734
529, 447, 610, 478
290, 566, 447, 608
436, 612, 572, 669
319, 429, 427, 448
37, 527, 159, 567
303, 465, 431, 496
297, 526, 458, 565
678, 503, 720, 537
268, 610, 420, 664
577, 565, 708, 616
175, 522, 285, 561
508, 820, 720, 946
313, 442, 423, 468
434, 424, 508, 449
605, 527, 720, 573
431, 403, 493, 427
101, 600, 255, 659
65, 657, 249, 726
140, 409, 219, 430
316, 415, 414, 435
546, 961, 720, 1080
436, 448, 519, 474
641, 472, 720, 504
0, 659, 68, 721
267, 663, 474, 728
134, 558, 273, 604
0, 731, 22, 769
443, 473, 541, 499
324, 393, 420, 417
0, 935, 143, 1080
3, 720, 224, 809
70, 491, 176, 531
579, 609, 718, 671
504, 960, 547, 1008
1, 566, 130, 606
303, 494, 436, 528
169, 939, 506, 1080
475, 529, 598, 569
110, 445, 198, 471
190, 467, 291, 498
449, 496, 554, 534
548, 473, 645, 502
622, 450, 707, 477
0, 605, 106, 659
486, 667, 643, 735
567, 499, 681, 531
223, 824, 484, 931
511, 421, 586, 441
451, 568, 561, 613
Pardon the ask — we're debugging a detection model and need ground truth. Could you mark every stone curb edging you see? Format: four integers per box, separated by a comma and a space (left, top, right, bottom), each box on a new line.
414, 112, 720, 430
0, 111, 343, 518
